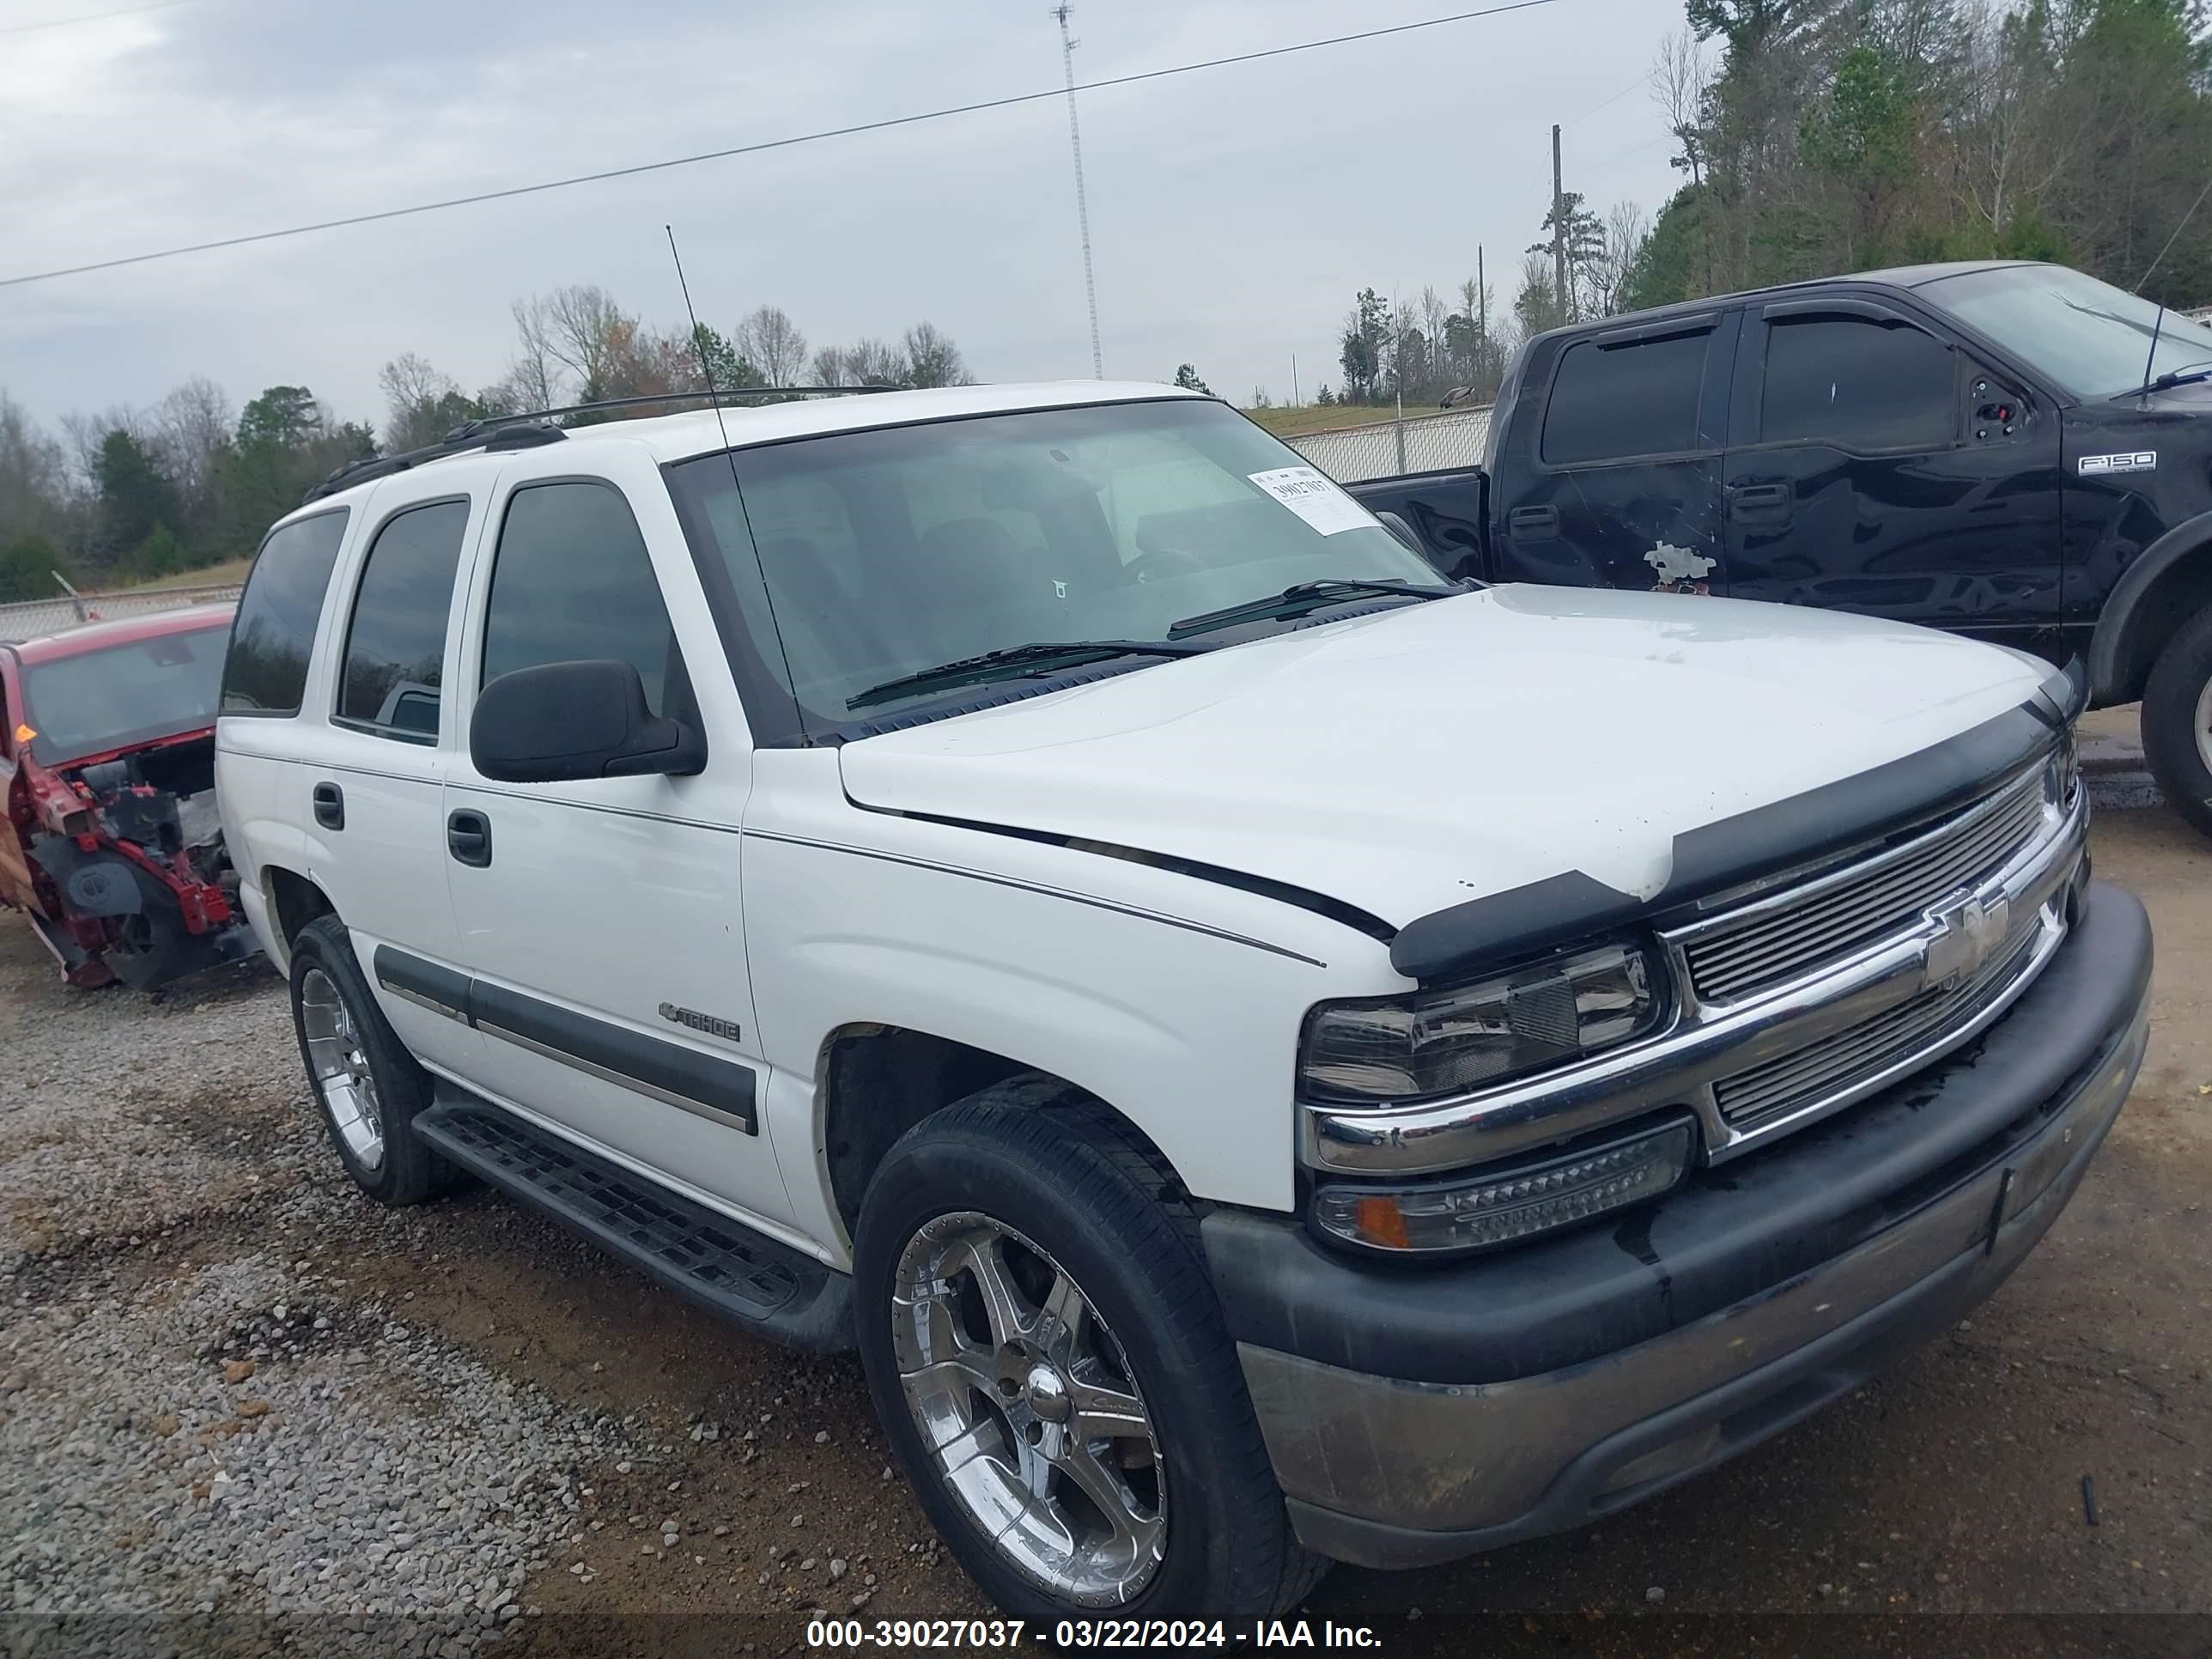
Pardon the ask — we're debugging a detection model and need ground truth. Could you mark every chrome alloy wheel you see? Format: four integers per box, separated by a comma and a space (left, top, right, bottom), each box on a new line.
892, 1212, 1166, 1605
301, 967, 385, 1170
2195, 671, 2212, 776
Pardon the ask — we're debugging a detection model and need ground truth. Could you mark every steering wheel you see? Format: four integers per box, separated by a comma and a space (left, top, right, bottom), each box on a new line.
1123, 548, 1205, 585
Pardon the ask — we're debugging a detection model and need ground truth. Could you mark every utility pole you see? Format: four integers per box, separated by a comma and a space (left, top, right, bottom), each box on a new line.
1052, 4, 1104, 379
1291, 351, 1300, 409
1477, 244, 1486, 342
1551, 123, 1568, 324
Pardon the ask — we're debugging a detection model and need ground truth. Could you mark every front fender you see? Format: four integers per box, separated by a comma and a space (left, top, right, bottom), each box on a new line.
2088, 508, 2212, 703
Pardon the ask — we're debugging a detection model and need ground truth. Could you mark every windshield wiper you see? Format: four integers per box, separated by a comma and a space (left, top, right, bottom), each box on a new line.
2111, 358, 2212, 399
846, 639, 1212, 711
1169, 578, 1462, 640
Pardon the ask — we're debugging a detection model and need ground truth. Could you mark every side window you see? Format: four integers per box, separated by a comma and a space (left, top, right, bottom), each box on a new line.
480, 481, 677, 717
1759, 317, 1956, 450
222, 509, 349, 715
337, 499, 471, 740
1540, 333, 1709, 465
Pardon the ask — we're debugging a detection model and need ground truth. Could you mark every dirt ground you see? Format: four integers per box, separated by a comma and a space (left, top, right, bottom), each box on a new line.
3, 772, 2207, 1657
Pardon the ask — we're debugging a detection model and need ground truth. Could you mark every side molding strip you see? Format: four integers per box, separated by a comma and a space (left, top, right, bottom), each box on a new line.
369, 946, 757, 1134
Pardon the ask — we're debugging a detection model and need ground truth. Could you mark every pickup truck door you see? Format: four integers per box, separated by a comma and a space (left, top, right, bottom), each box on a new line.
1488, 310, 1735, 594
441, 454, 794, 1236
1720, 297, 2064, 646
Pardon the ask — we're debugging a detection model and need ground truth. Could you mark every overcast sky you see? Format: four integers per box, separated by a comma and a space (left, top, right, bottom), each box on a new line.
0, 0, 1686, 434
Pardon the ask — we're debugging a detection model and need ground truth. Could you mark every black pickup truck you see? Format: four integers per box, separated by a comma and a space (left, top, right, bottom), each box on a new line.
1347, 260, 2212, 838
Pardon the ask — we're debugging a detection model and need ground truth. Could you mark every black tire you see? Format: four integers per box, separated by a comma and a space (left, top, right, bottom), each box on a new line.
854, 1075, 1328, 1620
287, 915, 454, 1206
100, 904, 198, 991
2141, 604, 2212, 842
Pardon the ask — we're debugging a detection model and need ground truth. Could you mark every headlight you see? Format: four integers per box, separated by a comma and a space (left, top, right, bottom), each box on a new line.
1299, 941, 1665, 1103
1312, 1117, 1693, 1255
2045, 727, 2081, 811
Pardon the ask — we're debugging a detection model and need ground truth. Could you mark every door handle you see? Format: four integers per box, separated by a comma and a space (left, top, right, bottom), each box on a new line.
1508, 504, 1560, 540
1727, 482, 1791, 521
447, 808, 493, 868
312, 782, 344, 831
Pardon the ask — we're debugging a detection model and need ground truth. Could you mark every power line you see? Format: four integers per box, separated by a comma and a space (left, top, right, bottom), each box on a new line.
1, 0, 197, 36
0, 0, 1564, 290
1562, 70, 1646, 127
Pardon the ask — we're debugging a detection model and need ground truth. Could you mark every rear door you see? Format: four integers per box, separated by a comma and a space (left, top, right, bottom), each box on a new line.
1489, 311, 1735, 593
308, 483, 488, 1077
1720, 296, 2064, 644
441, 449, 790, 1232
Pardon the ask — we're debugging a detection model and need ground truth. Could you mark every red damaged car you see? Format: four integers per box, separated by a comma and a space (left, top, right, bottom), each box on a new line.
0, 603, 254, 988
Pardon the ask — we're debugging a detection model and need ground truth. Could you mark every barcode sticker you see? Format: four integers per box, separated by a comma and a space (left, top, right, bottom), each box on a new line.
1247, 465, 1375, 536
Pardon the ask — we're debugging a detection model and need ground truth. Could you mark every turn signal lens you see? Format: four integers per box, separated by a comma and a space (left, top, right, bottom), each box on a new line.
1311, 1120, 1694, 1256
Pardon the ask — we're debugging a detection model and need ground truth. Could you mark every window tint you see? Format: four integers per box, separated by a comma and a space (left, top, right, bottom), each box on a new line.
1540, 333, 1708, 465
1759, 318, 1956, 449
481, 482, 676, 716
222, 509, 349, 715
337, 499, 470, 739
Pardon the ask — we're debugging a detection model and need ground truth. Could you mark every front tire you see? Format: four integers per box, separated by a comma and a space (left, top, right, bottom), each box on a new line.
854, 1077, 1326, 1620
287, 915, 453, 1206
2141, 604, 2212, 841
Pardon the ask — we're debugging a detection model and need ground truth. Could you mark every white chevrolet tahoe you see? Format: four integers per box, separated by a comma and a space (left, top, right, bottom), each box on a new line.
217, 381, 2152, 1619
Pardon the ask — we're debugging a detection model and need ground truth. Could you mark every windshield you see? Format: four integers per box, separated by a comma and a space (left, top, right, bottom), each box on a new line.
1918, 264, 2212, 398
665, 398, 1440, 726
20, 623, 229, 760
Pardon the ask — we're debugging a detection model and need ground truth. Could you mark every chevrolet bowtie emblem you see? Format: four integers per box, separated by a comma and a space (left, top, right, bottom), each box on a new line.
1923, 889, 2010, 991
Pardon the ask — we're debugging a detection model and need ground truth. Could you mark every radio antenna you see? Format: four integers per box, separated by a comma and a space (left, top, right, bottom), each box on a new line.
665, 224, 805, 739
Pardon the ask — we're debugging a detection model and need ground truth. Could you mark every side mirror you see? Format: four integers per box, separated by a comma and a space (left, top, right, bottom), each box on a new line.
469, 659, 706, 784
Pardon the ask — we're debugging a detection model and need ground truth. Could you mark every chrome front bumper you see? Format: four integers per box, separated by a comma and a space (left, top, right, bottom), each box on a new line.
1213, 880, 2151, 1570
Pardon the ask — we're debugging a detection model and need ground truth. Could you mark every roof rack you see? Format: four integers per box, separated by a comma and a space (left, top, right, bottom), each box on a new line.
301, 385, 896, 504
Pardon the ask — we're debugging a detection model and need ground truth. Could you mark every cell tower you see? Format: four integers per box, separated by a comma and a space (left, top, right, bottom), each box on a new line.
1052, 3, 1104, 379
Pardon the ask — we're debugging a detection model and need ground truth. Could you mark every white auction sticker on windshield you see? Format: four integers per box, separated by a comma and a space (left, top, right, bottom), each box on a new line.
1248, 465, 1375, 536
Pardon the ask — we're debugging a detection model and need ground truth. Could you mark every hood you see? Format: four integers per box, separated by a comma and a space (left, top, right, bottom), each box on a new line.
837, 586, 2054, 928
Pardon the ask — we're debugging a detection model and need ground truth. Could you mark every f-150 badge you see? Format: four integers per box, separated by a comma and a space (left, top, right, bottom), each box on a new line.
2079, 452, 2157, 476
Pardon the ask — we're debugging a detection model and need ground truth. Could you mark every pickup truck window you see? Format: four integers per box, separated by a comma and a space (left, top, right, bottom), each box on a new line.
481, 480, 677, 717
337, 499, 469, 741
666, 398, 1434, 726
1540, 334, 1706, 465
222, 508, 349, 717
1759, 316, 1954, 450
1920, 262, 2212, 399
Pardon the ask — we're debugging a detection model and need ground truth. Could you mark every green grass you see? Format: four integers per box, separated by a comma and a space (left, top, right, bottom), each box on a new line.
107, 557, 251, 592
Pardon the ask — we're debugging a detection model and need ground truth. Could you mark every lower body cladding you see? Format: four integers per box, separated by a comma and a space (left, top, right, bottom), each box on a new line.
1205, 880, 2154, 1571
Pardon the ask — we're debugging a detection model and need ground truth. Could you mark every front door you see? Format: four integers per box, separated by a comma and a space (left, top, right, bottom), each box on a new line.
441, 459, 792, 1233
1721, 296, 2065, 647
1489, 310, 1735, 594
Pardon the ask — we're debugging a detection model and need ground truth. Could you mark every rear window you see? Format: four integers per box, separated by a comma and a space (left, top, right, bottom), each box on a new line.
337, 499, 470, 740
222, 509, 349, 716
21, 624, 230, 759
1540, 332, 1709, 465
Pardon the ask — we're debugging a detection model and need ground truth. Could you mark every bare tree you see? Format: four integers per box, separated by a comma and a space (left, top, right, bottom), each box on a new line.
810, 345, 853, 386
377, 353, 464, 450
735, 306, 809, 386
504, 297, 564, 410
1651, 27, 1711, 189
901, 322, 969, 388
149, 377, 232, 524
537, 286, 629, 394
842, 337, 905, 386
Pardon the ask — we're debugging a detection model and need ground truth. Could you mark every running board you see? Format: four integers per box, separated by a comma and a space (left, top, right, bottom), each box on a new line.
413, 1088, 854, 1352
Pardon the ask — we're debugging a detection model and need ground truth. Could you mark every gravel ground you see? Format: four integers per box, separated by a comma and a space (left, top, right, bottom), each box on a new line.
3, 774, 2208, 1658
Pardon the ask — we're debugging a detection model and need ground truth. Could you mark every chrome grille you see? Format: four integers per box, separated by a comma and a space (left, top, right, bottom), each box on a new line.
1712, 905, 2045, 1132
1685, 768, 2046, 1005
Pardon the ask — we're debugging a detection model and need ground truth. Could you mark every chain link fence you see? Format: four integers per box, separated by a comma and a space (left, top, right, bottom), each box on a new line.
1281, 404, 1492, 483
0, 584, 242, 646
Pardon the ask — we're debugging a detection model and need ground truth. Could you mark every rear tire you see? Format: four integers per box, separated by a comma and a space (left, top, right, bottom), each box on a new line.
2141, 604, 2212, 842
854, 1075, 1327, 1620
287, 915, 454, 1206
